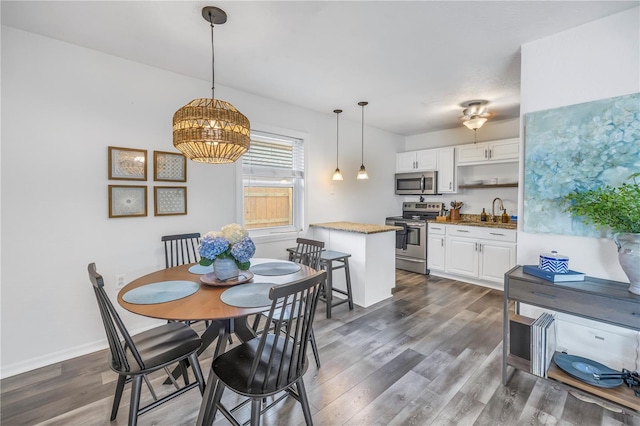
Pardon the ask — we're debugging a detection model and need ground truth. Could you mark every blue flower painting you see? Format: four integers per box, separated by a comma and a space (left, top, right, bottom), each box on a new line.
524, 92, 640, 237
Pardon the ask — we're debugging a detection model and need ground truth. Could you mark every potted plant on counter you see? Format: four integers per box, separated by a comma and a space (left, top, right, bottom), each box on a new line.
562, 172, 640, 295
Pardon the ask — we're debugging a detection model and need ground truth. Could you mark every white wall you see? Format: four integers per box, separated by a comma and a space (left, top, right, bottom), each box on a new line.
518, 7, 639, 279
0, 27, 402, 377
402, 119, 520, 216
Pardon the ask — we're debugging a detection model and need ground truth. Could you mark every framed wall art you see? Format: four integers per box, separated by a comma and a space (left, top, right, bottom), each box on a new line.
154, 186, 187, 216
108, 146, 147, 181
154, 151, 187, 182
523, 92, 639, 237
108, 185, 148, 218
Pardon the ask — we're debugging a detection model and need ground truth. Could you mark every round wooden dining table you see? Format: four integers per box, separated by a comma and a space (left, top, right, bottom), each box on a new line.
117, 258, 316, 426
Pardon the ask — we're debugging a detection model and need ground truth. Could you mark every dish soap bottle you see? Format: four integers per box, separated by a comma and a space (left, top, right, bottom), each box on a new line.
501, 209, 510, 223
480, 208, 487, 222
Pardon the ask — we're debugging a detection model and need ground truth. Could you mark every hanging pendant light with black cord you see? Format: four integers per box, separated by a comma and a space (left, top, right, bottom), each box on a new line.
173, 7, 250, 164
332, 109, 344, 181
356, 101, 369, 180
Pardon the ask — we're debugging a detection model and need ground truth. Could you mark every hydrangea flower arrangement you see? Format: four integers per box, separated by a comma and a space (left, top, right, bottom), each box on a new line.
199, 223, 256, 270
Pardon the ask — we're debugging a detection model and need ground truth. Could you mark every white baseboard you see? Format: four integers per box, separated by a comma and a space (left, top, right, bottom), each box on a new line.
0, 323, 161, 379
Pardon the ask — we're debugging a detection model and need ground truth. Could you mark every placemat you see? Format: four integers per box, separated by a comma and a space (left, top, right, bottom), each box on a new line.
188, 264, 214, 275
220, 283, 276, 308
250, 261, 301, 276
122, 281, 199, 304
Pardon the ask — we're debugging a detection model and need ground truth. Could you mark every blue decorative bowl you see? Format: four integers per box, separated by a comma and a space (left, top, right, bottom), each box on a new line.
539, 251, 569, 273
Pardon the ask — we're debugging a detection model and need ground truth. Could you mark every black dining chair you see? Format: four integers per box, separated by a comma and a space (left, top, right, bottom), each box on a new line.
254, 238, 324, 368
87, 263, 205, 426
203, 270, 327, 426
161, 232, 201, 268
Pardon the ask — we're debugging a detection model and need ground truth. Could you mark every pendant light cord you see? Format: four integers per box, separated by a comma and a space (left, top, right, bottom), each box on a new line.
336, 112, 340, 167
209, 14, 215, 99
360, 104, 365, 165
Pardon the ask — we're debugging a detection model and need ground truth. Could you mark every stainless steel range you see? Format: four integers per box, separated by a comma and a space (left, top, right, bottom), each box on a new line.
385, 202, 443, 274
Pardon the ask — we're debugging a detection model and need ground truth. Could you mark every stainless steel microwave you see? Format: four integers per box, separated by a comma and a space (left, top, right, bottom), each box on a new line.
395, 171, 438, 195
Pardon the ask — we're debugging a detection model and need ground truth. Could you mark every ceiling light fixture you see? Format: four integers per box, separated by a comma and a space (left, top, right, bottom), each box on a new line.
172, 6, 250, 164
357, 101, 369, 180
332, 109, 344, 181
460, 100, 492, 142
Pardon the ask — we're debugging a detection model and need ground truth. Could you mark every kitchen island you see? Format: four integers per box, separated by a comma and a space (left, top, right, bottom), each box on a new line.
309, 221, 400, 307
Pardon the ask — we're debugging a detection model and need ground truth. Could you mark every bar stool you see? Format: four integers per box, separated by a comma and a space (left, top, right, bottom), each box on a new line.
319, 250, 354, 318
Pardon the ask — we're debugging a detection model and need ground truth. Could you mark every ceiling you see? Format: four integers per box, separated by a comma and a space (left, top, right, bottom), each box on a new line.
2, 1, 637, 136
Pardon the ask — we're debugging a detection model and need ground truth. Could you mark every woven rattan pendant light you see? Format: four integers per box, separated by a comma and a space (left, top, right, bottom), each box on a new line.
173, 6, 250, 164
332, 109, 344, 181
356, 101, 369, 180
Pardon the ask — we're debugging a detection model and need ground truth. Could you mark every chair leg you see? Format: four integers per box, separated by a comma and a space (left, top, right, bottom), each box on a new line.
129, 375, 143, 426
188, 352, 206, 395
111, 374, 127, 420
309, 328, 321, 369
250, 398, 262, 426
344, 258, 354, 310
209, 379, 227, 424
179, 360, 190, 386
296, 378, 314, 426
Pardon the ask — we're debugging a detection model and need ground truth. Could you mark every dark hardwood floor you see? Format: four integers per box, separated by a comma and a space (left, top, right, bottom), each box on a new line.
2, 270, 639, 425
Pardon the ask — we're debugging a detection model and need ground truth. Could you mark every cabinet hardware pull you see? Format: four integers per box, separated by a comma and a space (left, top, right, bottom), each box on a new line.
478, 243, 482, 252
532, 291, 557, 299
449, 182, 452, 190
475, 242, 478, 251
489, 149, 493, 159
484, 149, 488, 159
432, 227, 442, 230
457, 230, 469, 233
490, 232, 505, 236
441, 238, 444, 247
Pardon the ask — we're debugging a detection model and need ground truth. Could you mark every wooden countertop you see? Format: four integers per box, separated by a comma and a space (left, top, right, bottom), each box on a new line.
309, 222, 402, 234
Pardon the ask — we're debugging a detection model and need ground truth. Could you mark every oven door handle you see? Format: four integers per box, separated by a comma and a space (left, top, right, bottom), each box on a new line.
406, 222, 426, 228
396, 256, 425, 263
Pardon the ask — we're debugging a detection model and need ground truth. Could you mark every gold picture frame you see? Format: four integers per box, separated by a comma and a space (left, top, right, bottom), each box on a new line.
108, 185, 148, 218
154, 151, 187, 182
108, 146, 147, 181
154, 186, 187, 216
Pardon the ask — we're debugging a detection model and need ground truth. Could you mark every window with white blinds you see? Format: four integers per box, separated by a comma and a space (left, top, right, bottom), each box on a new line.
242, 131, 304, 233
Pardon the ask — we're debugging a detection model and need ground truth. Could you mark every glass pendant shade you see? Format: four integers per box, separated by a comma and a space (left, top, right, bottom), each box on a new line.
462, 116, 488, 131
332, 168, 344, 181
357, 165, 369, 180
173, 98, 250, 163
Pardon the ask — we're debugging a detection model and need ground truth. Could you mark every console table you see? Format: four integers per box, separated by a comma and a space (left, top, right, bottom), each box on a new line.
503, 265, 640, 411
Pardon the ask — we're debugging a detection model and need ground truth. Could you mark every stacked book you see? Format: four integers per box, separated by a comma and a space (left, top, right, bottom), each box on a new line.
531, 312, 556, 378
523, 265, 585, 282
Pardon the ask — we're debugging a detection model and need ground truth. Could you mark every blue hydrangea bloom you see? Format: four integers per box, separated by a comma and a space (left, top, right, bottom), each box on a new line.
199, 236, 229, 261
231, 237, 256, 263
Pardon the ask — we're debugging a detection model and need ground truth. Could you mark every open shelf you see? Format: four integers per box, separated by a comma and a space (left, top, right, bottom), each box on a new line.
458, 183, 518, 189
547, 356, 639, 411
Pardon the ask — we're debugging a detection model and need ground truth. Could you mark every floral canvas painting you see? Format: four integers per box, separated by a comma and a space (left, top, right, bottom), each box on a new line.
523, 92, 640, 237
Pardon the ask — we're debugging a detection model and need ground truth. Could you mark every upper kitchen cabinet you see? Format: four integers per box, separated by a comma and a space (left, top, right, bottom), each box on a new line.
456, 138, 519, 166
396, 149, 437, 172
436, 147, 455, 193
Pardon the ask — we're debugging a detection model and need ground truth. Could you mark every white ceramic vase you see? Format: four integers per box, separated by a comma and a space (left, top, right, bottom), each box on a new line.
614, 233, 640, 295
214, 257, 239, 281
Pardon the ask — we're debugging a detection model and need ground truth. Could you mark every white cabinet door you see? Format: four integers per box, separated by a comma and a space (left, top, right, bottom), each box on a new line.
416, 150, 438, 171
427, 224, 446, 272
488, 138, 519, 162
457, 138, 519, 165
479, 241, 516, 284
446, 236, 478, 278
396, 152, 417, 172
456, 143, 488, 165
436, 147, 455, 193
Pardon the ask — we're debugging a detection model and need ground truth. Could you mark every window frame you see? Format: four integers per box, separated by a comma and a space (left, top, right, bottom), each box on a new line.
236, 124, 308, 242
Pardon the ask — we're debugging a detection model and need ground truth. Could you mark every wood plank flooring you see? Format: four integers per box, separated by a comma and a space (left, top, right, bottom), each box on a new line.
2, 270, 639, 425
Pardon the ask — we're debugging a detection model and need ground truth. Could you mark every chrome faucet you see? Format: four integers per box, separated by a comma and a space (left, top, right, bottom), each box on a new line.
492, 197, 504, 222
